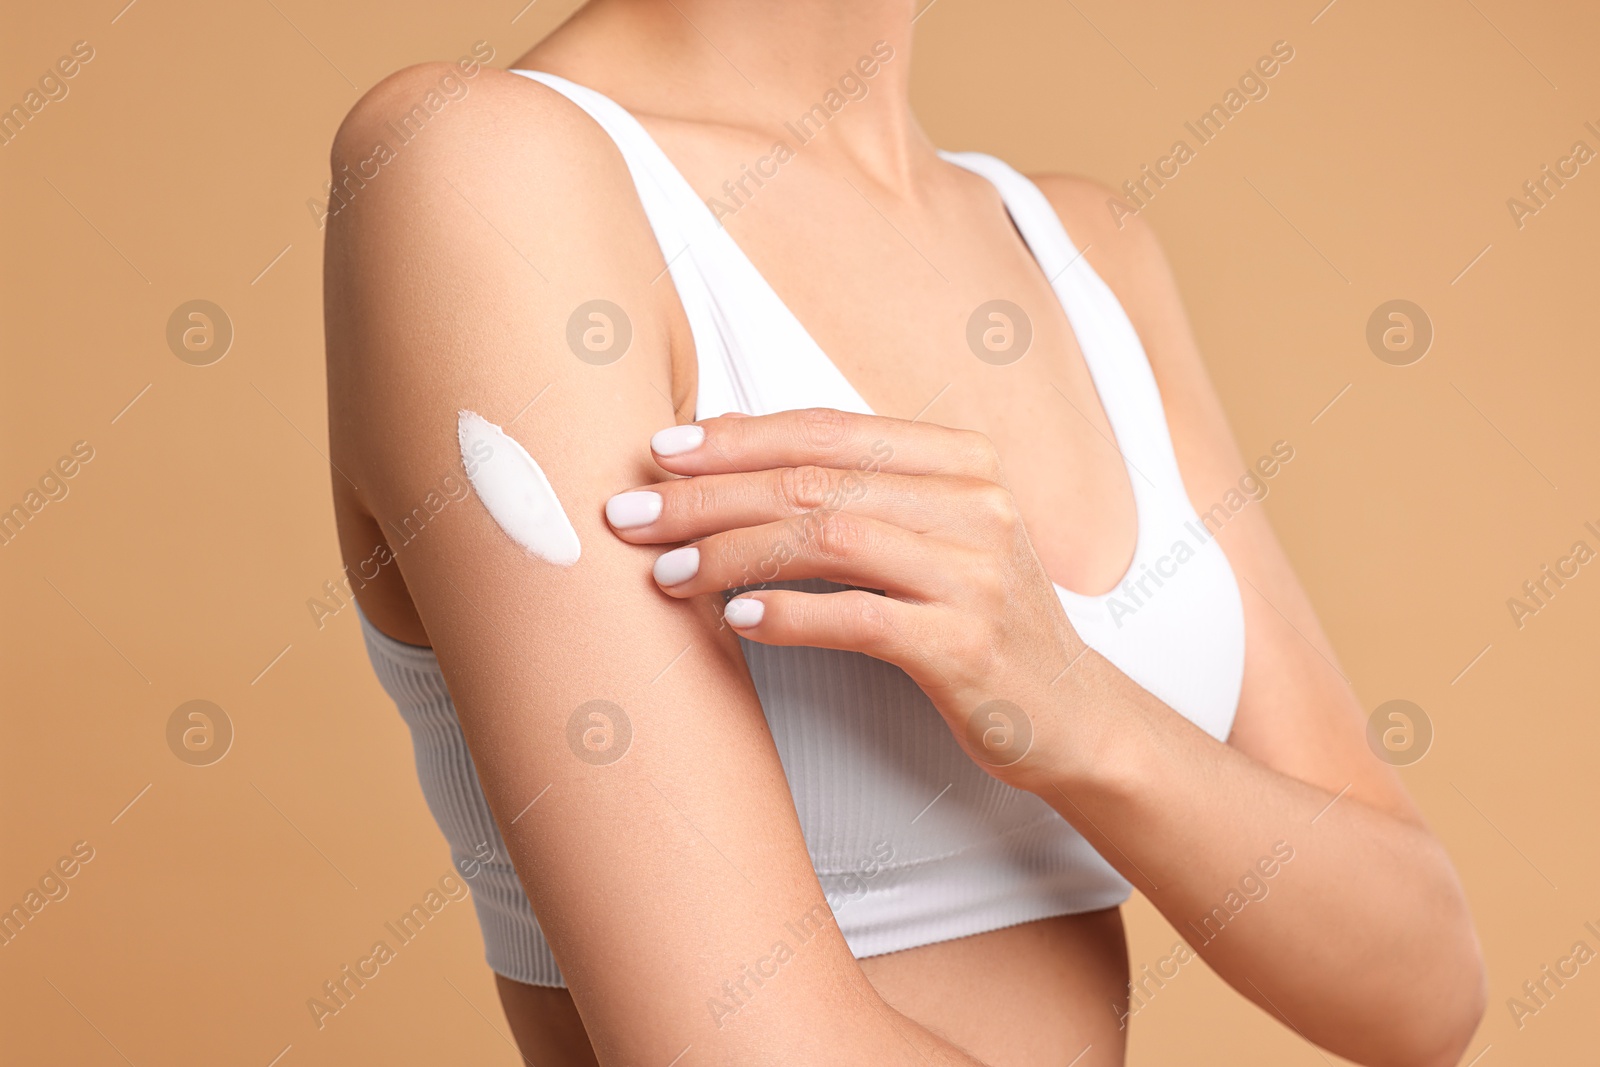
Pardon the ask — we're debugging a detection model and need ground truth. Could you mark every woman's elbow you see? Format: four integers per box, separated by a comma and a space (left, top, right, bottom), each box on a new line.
1386, 930, 1488, 1067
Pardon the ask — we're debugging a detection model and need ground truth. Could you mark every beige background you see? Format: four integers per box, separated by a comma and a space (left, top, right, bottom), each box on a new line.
4, 0, 1597, 1063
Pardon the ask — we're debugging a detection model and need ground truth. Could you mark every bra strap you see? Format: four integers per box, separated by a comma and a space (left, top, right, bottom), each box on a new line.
509, 70, 753, 415
942, 150, 1187, 496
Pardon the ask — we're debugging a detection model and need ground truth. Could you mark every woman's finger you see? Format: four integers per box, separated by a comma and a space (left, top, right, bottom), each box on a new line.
649, 408, 1005, 482
606, 468, 1012, 544
720, 588, 955, 687
649, 511, 978, 601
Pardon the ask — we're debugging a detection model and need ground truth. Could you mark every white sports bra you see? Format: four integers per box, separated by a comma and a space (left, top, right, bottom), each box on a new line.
355, 69, 1247, 988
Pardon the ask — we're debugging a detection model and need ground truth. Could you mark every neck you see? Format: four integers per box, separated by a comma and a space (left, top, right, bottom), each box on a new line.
528, 0, 933, 192
665, 0, 917, 102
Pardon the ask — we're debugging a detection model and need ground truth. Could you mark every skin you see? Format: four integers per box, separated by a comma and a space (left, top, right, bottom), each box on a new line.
323, 0, 1487, 1064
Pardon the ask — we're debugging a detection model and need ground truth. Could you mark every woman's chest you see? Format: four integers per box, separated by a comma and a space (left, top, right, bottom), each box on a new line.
663, 139, 1141, 596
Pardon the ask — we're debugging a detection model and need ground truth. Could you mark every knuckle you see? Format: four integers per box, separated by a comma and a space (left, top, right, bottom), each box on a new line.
779, 464, 834, 513
684, 476, 719, 518
853, 593, 888, 631
710, 535, 750, 581
843, 591, 892, 646
812, 512, 865, 562
795, 407, 850, 450
960, 430, 1002, 478
972, 482, 1020, 530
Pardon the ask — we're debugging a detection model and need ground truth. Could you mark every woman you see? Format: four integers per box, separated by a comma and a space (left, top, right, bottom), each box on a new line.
323, 2, 1486, 1063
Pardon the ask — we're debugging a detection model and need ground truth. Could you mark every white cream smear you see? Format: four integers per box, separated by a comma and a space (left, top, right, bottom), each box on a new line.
457, 410, 581, 566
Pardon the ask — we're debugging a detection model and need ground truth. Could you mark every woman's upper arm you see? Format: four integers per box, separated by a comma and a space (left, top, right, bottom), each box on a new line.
324, 66, 886, 1063
1034, 175, 1422, 826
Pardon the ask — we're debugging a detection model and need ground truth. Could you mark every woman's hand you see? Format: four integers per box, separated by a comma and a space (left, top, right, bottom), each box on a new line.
603, 406, 1101, 792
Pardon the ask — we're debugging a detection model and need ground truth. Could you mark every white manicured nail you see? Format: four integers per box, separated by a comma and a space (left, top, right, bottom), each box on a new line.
651, 425, 705, 456
724, 598, 764, 628
606, 491, 663, 529
653, 546, 700, 586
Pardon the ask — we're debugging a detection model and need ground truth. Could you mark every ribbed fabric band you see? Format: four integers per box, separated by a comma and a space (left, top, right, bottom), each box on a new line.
356, 609, 563, 986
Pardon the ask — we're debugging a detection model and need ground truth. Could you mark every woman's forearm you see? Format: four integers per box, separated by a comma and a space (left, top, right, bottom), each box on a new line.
588, 405, 1485, 1063
1044, 650, 1486, 1067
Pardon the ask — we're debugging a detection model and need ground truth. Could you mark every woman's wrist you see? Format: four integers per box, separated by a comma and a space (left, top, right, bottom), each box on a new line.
1018, 644, 1155, 804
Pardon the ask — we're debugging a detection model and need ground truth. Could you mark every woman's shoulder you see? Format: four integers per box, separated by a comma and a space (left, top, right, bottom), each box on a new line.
1026, 174, 1172, 305
332, 62, 609, 184
322, 61, 686, 483
322, 60, 677, 371
324, 62, 660, 274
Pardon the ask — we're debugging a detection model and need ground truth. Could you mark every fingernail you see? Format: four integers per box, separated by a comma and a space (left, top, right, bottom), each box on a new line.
653, 546, 699, 586
606, 491, 663, 529
651, 425, 705, 456
724, 597, 764, 628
